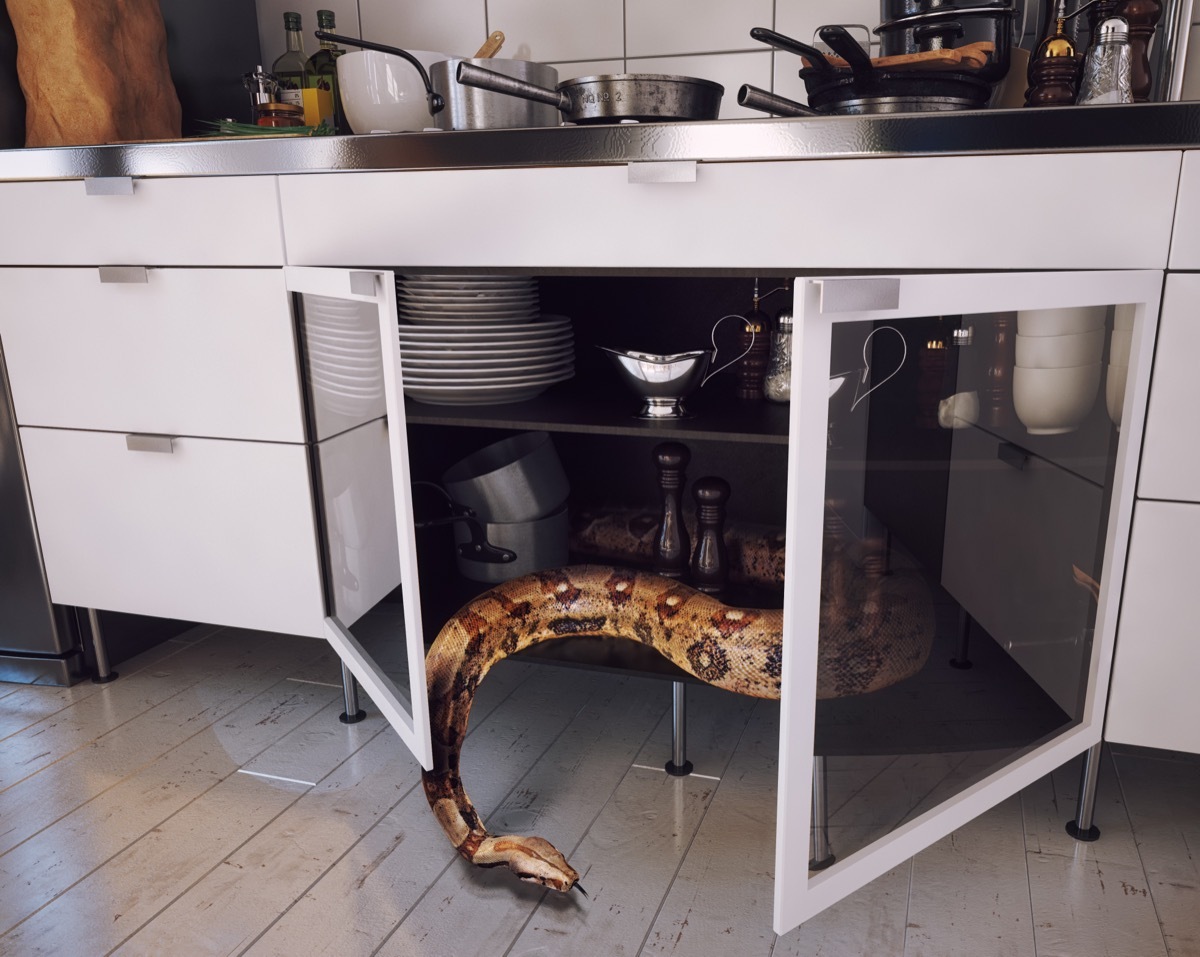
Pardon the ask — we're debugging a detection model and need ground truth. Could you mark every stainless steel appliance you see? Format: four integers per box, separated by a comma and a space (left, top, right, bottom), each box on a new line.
0, 341, 87, 685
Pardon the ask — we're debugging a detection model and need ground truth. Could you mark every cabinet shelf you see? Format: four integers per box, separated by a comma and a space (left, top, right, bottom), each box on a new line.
403, 376, 792, 444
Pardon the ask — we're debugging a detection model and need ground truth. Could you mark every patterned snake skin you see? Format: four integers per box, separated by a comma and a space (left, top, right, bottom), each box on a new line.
421, 534, 933, 893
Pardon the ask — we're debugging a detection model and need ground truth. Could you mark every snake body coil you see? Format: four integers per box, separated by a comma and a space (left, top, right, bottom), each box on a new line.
421, 552, 932, 893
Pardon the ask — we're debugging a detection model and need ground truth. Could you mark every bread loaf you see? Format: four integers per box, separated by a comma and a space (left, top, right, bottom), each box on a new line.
6, 0, 181, 146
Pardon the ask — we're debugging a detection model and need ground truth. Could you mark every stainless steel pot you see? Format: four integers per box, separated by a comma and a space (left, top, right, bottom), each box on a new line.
454, 504, 569, 583
429, 58, 561, 130
457, 62, 723, 123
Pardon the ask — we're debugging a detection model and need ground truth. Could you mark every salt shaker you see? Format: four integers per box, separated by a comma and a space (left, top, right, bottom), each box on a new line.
763, 308, 793, 402
1076, 17, 1133, 105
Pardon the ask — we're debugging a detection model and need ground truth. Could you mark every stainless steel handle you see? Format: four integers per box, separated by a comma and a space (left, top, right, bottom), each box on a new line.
125, 434, 175, 453
816, 278, 901, 313
99, 266, 149, 284
456, 61, 570, 111
737, 84, 820, 117
627, 161, 697, 184
84, 177, 135, 196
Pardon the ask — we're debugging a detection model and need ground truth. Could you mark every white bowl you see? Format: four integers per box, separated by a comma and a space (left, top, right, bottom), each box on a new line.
1106, 362, 1128, 427
1016, 306, 1107, 338
1114, 303, 1136, 330
337, 49, 449, 133
1109, 327, 1134, 366
1012, 362, 1101, 435
1014, 328, 1105, 368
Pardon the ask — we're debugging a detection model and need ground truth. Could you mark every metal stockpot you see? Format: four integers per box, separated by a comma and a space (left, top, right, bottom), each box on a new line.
453, 504, 569, 583
429, 58, 561, 130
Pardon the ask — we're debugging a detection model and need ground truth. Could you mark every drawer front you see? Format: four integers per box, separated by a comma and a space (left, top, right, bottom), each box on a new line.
0, 176, 284, 266
0, 268, 305, 442
1106, 501, 1200, 753
1169, 150, 1200, 270
279, 152, 1179, 270
20, 427, 325, 638
1139, 272, 1200, 501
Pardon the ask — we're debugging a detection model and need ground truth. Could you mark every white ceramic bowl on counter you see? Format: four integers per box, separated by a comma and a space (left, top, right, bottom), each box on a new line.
337, 49, 448, 133
1106, 362, 1128, 428
1014, 328, 1105, 368
1012, 361, 1102, 435
1015, 305, 1107, 338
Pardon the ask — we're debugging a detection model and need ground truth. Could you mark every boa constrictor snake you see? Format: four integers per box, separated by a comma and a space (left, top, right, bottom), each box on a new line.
421, 531, 933, 894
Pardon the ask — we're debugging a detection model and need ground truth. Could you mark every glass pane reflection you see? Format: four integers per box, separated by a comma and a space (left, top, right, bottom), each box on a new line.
815, 307, 1117, 867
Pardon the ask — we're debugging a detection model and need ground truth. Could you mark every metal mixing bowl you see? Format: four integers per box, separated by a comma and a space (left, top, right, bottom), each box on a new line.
599, 346, 712, 418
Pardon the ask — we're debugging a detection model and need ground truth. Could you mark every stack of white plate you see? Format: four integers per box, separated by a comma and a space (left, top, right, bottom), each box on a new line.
397, 274, 573, 406
304, 294, 385, 418
398, 274, 539, 325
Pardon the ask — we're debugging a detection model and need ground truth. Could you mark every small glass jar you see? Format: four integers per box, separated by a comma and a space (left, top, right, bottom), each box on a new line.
763, 310, 793, 402
255, 101, 305, 128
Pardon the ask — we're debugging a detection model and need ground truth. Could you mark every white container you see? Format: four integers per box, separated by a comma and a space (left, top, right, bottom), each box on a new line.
1106, 362, 1128, 427
1109, 326, 1134, 366
337, 50, 448, 133
1014, 328, 1105, 368
1012, 362, 1102, 435
1015, 305, 1107, 337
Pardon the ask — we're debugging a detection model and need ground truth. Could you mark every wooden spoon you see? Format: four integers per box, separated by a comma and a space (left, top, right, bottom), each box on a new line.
474, 30, 505, 58
810, 41, 994, 72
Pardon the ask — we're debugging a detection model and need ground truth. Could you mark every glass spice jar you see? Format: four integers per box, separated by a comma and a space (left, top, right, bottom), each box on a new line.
763, 309, 793, 402
255, 101, 305, 127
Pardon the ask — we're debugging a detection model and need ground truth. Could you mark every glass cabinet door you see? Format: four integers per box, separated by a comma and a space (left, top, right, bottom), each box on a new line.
773, 270, 1162, 932
282, 266, 432, 770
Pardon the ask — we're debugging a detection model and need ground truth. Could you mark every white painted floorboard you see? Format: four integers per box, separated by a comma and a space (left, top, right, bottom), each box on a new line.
1, 630, 1197, 957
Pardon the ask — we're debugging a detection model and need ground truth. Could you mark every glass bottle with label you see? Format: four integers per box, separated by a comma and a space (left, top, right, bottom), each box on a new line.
310, 9, 346, 132
271, 11, 314, 111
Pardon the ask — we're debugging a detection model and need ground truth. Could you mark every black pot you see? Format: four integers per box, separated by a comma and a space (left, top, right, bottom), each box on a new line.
875, 1, 1020, 83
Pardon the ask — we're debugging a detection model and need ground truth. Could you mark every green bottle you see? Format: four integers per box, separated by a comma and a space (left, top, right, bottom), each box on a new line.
310, 9, 346, 132
271, 11, 314, 110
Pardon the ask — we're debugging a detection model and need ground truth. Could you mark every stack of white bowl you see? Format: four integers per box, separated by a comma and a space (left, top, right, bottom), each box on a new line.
1013, 307, 1106, 435
396, 274, 574, 405
1106, 305, 1134, 428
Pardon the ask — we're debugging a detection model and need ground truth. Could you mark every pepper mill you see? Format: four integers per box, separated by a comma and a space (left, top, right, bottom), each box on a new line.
736, 284, 772, 401
1025, 0, 1083, 106
981, 314, 1015, 428
652, 441, 691, 579
1116, 0, 1162, 101
690, 476, 731, 594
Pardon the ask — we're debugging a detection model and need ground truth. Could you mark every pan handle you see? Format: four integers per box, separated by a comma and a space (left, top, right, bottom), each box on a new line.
737, 84, 821, 117
315, 31, 444, 115
749, 26, 835, 73
456, 61, 571, 112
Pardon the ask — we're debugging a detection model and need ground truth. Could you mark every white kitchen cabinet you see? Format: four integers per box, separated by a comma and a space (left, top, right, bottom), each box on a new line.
277, 151, 1180, 271
1168, 149, 1200, 270
1105, 501, 1200, 753
17, 427, 326, 636
0, 268, 305, 442
0, 176, 285, 266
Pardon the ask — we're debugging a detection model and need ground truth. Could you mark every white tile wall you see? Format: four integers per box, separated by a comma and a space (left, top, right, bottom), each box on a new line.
627, 52, 773, 119
487, 0, 624, 62
625, 0, 772, 58
360, 0, 486, 58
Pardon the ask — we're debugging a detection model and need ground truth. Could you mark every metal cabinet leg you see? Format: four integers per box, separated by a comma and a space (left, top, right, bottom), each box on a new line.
85, 608, 118, 683
810, 755, 836, 870
339, 661, 367, 724
950, 607, 973, 670
665, 680, 693, 776
1066, 741, 1103, 841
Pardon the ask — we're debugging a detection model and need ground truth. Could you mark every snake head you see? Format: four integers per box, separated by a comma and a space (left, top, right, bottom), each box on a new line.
474, 835, 580, 892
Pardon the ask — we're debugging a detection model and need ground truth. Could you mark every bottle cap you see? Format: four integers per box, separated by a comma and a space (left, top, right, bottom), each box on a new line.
1097, 17, 1129, 43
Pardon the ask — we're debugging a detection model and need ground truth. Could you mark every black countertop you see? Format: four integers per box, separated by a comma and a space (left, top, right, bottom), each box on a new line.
0, 102, 1198, 181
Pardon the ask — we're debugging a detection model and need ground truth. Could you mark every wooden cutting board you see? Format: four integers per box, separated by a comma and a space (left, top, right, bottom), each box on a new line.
806, 41, 995, 73
6, 0, 181, 147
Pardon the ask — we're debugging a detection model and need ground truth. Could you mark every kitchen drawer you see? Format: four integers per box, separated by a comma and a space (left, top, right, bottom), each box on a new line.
1138, 272, 1200, 501
0, 268, 305, 442
1105, 501, 1200, 754
18, 427, 326, 638
1169, 150, 1200, 270
0, 176, 284, 266
940, 424, 1104, 717
278, 151, 1179, 270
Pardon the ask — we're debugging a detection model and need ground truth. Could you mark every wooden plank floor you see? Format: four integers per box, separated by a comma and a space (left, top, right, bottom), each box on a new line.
2, 627, 1198, 957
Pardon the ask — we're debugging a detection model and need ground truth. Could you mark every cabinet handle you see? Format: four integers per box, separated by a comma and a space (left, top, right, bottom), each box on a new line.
996, 441, 1029, 470
627, 161, 697, 184
816, 278, 901, 314
125, 434, 175, 453
99, 266, 149, 284
84, 177, 135, 196
349, 272, 379, 297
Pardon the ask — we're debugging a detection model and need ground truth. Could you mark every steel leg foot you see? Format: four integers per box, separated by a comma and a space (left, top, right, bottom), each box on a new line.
665, 680, 693, 776
810, 755, 836, 869
86, 608, 118, 683
339, 662, 366, 724
1066, 741, 1103, 841
950, 607, 973, 670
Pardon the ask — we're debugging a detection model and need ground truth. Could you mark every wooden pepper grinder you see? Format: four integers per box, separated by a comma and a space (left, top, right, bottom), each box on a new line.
1025, 0, 1083, 106
652, 441, 691, 579
736, 280, 772, 400
981, 314, 1016, 429
1116, 0, 1162, 100
690, 476, 731, 594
